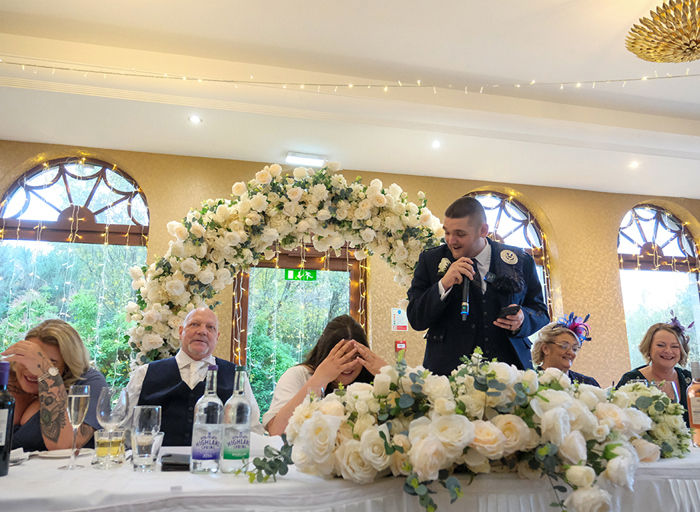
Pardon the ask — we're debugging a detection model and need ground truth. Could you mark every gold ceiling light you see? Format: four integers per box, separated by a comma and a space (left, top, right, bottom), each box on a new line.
626, 0, 700, 63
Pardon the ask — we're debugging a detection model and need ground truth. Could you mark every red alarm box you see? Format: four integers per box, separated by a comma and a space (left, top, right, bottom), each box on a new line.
395, 340, 406, 352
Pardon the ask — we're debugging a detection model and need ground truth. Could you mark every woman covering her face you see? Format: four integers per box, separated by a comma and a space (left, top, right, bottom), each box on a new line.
263, 315, 387, 436
531, 313, 600, 387
2, 319, 107, 451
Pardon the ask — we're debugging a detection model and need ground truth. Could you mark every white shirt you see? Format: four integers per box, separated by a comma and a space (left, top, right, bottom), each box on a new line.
438, 242, 491, 299
125, 349, 263, 434
261, 365, 313, 428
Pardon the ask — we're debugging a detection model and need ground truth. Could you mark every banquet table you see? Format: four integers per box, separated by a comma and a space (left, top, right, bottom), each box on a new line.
3, 435, 700, 512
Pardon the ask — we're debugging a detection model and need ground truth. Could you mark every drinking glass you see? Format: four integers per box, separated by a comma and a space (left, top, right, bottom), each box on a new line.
59, 384, 90, 470
133, 405, 161, 435
655, 380, 680, 403
131, 431, 164, 472
95, 387, 129, 469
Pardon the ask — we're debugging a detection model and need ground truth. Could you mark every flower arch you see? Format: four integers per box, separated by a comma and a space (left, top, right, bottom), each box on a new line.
126, 163, 443, 365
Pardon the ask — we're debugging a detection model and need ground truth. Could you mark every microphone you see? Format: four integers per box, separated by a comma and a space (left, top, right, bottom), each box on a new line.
461, 274, 469, 321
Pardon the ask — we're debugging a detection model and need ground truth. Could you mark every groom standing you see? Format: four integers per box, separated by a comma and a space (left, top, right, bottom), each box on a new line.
407, 196, 549, 375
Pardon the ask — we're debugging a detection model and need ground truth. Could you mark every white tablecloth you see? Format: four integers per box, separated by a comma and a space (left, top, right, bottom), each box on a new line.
3, 436, 700, 512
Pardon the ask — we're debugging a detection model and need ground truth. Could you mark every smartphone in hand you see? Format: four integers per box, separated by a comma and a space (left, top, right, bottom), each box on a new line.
497, 305, 521, 318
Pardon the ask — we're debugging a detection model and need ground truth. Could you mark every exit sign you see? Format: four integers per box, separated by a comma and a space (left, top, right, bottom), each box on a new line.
285, 269, 317, 281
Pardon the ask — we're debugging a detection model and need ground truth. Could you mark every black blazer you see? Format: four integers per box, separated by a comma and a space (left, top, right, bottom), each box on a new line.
407, 239, 549, 374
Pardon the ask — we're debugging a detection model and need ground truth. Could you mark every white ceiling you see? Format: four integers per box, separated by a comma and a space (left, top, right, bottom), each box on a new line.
0, 0, 698, 198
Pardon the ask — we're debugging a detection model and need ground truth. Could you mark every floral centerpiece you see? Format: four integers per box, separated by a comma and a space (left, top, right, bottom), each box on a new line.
125, 163, 442, 365
613, 381, 691, 458
251, 350, 692, 512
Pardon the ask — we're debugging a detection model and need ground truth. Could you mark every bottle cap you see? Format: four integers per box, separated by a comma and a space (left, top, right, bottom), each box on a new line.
0, 361, 10, 386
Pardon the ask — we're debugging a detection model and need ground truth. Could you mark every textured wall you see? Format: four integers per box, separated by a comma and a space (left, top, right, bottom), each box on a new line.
2, 139, 699, 386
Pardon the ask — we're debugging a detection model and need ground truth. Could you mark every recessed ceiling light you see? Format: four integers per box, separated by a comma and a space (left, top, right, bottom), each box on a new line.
188, 115, 203, 124
286, 152, 327, 167
432, 140, 441, 149
629, 161, 639, 168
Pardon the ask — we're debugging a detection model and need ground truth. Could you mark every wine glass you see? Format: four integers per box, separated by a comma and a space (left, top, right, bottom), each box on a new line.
657, 380, 680, 403
96, 387, 129, 469
59, 384, 90, 470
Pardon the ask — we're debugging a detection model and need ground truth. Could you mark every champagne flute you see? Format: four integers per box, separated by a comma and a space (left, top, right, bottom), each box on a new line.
96, 387, 128, 469
59, 384, 90, 470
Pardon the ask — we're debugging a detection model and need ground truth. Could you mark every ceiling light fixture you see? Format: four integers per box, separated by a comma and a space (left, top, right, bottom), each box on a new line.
626, 0, 700, 63
629, 161, 640, 168
188, 115, 203, 124
285, 152, 327, 167
432, 140, 441, 149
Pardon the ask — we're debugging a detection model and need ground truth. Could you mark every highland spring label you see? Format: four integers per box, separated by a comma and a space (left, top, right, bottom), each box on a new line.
191, 429, 222, 460
223, 429, 250, 460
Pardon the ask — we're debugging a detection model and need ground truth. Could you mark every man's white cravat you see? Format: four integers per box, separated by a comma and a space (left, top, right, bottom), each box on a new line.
188, 360, 207, 389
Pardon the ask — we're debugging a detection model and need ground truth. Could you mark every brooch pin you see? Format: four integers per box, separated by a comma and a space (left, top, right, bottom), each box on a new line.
500, 250, 518, 265
437, 258, 451, 276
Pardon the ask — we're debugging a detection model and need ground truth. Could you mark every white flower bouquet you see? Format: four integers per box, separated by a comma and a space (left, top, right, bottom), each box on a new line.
125, 163, 442, 365
257, 350, 691, 512
614, 381, 692, 458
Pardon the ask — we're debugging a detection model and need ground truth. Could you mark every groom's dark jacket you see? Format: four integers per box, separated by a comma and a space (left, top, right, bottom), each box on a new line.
407, 239, 549, 375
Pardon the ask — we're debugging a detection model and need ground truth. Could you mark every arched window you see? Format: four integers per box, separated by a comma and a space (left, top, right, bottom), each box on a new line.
0, 157, 149, 385
618, 204, 699, 367
469, 191, 552, 314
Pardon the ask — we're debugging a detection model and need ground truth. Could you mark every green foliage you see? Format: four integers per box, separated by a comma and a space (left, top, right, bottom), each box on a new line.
0, 240, 145, 387
237, 434, 294, 483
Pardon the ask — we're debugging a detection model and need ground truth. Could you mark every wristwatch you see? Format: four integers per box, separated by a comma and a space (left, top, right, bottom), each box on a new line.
38, 366, 59, 381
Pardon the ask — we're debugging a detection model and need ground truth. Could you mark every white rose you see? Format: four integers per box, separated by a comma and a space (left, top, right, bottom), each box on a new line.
361, 228, 376, 243
129, 266, 144, 280
232, 182, 247, 196
392, 246, 409, 261
190, 222, 206, 238
293, 167, 308, 180
539, 367, 572, 388
180, 257, 199, 275
141, 309, 162, 326
285, 400, 318, 444
564, 487, 612, 512
293, 411, 340, 476
255, 169, 272, 185
423, 374, 453, 403
359, 426, 392, 471
626, 407, 653, 436
287, 186, 303, 202
168, 240, 185, 258
353, 413, 376, 437
559, 430, 588, 465
389, 434, 411, 476
631, 438, 661, 463
434, 397, 456, 416
132, 278, 145, 291
197, 268, 215, 285
490, 414, 530, 456
126, 301, 140, 314
318, 396, 346, 417
430, 414, 475, 460
334, 439, 378, 484
539, 407, 571, 446
568, 400, 599, 434
317, 209, 331, 221
373, 373, 392, 396
165, 279, 186, 297
250, 193, 269, 213
370, 194, 387, 208
595, 403, 630, 435
516, 459, 542, 480
520, 369, 539, 394
461, 448, 490, 474
565, 465, 596, 488
408, 416, 432, 445
469, 420, 507, 460
531, 389, 574, 416
409, 435, 447, 481
141, 333, 164, 351
603, 443, 639, 490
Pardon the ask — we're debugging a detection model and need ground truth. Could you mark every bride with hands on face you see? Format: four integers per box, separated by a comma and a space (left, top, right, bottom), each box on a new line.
263, 315, 387, 436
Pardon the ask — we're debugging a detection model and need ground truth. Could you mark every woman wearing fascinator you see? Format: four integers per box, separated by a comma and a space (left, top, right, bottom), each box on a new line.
616, 311, 694, 426
531, 313, 600, 387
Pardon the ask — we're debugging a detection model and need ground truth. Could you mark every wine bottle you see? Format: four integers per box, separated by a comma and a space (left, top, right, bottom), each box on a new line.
687, 361, 700, 447
0, 361, 16, 477
190, 365, 223, 473
220, 367, 251, 473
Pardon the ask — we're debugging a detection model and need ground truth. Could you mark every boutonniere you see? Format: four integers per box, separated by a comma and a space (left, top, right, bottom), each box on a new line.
437, 258, 451, 277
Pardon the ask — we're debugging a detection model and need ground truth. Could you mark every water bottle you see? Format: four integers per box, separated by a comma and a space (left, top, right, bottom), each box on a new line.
220, 367, 251, 473
190, 364, 223, 473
